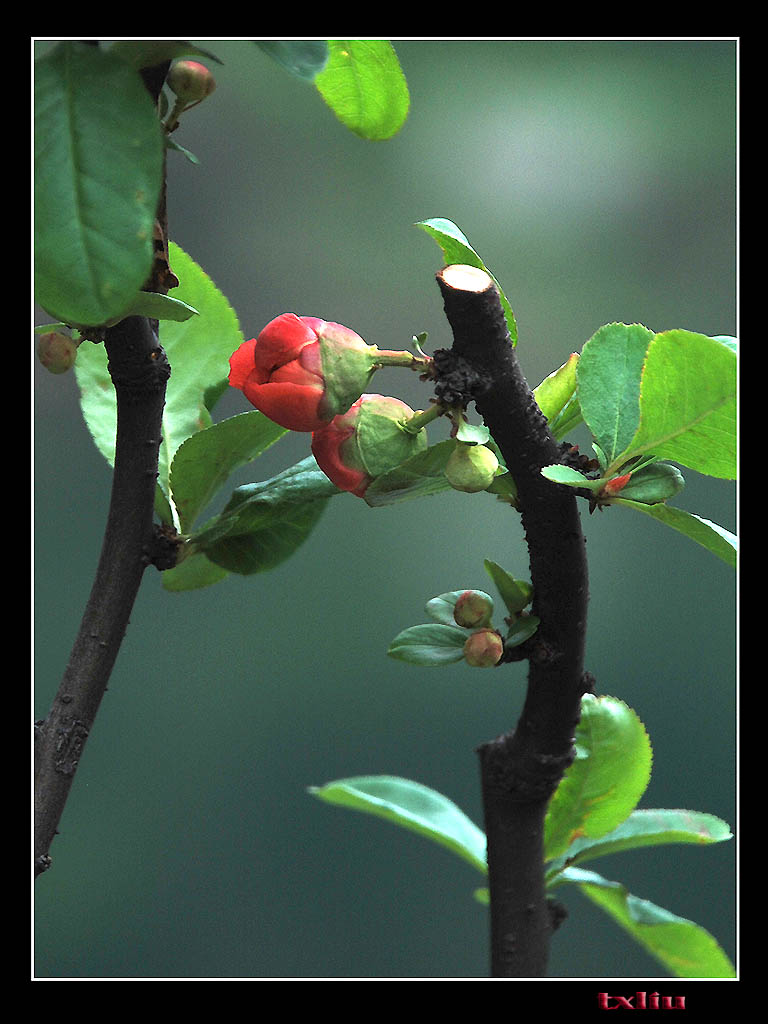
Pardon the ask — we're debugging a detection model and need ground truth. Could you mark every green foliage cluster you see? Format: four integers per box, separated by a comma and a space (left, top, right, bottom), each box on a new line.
70, 230, 736, 591
310, 694, 735, 978
388, 560, 538, 666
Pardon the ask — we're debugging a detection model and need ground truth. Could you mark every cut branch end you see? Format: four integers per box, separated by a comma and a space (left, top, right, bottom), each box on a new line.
439, 263, 493, 293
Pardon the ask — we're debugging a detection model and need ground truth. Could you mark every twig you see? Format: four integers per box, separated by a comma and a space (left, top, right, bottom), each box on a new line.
34, 317, 170, 876
434, 264, 590, 977
34, 55, 173, 879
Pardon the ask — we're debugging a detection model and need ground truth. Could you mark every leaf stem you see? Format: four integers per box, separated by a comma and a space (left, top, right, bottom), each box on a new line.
372, 348, 431, 371
401, 401, 446, 434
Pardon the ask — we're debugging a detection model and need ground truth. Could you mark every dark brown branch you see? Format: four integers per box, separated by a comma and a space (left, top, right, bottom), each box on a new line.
34, 318, 170, 876
34, 57, 174, 879
434, 264, 590, 977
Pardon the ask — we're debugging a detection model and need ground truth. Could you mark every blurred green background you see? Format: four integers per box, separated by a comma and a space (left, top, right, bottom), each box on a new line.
34, 39, 737, 979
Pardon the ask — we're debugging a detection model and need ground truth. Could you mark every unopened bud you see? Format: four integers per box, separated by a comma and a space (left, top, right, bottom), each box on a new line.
615, 462, 685, 504
463, 628, 504, 668
453, 590, 494, 629
167, 61, 216, 104
601, 472, 632, 496
445, 444, 499, 493
37, 331, 78, 374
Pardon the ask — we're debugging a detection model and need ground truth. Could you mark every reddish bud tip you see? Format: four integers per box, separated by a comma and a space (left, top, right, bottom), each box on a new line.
453, 590, 494, 629
463, 628, 504, 668
37, 332, 78, 374
602, 472, 632, 496
167, 61, 217, 104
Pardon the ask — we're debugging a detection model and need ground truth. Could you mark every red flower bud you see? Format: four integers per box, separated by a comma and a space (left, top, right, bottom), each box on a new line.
37, 331, 78, 374
311, 394, 428, 497
229, 314, 380, 432
463, 628, 504, 668
453, 590, 494, 628
167, 61, 216, 104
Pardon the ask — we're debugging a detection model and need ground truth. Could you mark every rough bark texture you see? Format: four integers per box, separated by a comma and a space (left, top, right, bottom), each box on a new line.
434, 265, 591, 977
35, 57, 174, 879
34, 318, 170, 876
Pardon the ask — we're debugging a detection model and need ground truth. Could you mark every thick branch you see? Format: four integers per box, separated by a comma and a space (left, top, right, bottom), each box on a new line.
435, 264, 590, 977
34, 317, 170, 876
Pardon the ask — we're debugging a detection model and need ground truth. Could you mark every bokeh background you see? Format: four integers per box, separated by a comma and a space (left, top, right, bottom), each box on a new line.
34, 39, 737, 980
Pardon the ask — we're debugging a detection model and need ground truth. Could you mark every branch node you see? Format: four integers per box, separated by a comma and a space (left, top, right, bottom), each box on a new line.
430, 347, 491, 408
35, 854, 52, 876
146, 523, 184, 572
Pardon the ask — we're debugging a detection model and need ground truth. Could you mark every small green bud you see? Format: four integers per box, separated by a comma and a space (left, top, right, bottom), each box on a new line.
167, 61, 216, 105
616, 462, 685, 504
445, 444, 499, 493
37, 331, 78, 374
453, 590, 494, 628
463, 628, 504, 668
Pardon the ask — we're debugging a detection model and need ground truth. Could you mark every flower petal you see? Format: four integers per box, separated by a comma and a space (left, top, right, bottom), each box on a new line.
242, 380, 326, 431
253, 313, 319, 374
228, 337, 259, 390
312, 420, 370, 495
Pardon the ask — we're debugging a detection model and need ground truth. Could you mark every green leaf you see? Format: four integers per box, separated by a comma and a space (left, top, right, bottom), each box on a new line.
505, 613, 540, 647
540, 464, 602, 492
553, 866, 735, 978
255, 40, 329, 81
546, 808, 732, 881
363, 439, 457, 507
34, 322, 69, 334
416, 218, 518, 345
203, 378, 230, 415
533, 352, 580, 422
169, 411, 287, 533
616, 329, 736, 479
309, 776, 487, 875
387, 623, 468, 666
73, 335, 175, 525
712, 335, 737, 354
202, 501, 330, 575
314, 41, 409, 140
190, 456, 339, 575
548, 394, 585, 441
122, 291, 199, 323
455, 419, 490, 445
534, 353, 585, 440
161, 550, 230, 592
35, 42, 164, 327
484, 470, 519, 505
613, 461, 685, 504
576, 323, 655, 466
165, 136, 200, 165
156, 243, 245, 507
591, 443, 609, 471
73, 342, 119, 466
483, 560, 533, 615
74, 242, 244, 527
613, 500, 737, 568
544, 695, 653, 861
